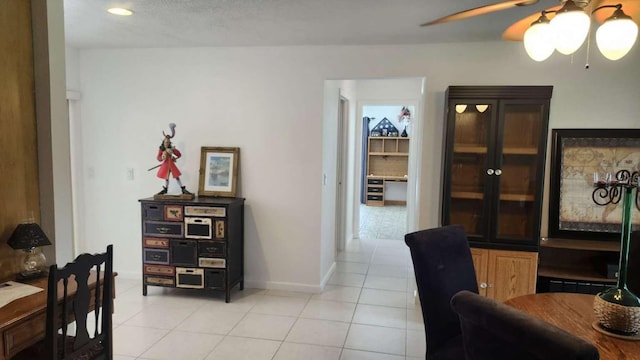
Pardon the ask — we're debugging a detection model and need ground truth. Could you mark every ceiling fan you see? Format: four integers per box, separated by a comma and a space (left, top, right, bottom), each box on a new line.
421, 0, 640, 62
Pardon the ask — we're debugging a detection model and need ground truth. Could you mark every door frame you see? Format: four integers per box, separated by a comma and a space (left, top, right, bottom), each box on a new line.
354, 99, 423, 239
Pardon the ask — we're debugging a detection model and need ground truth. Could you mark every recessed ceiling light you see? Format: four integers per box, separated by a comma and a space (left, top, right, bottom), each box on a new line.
107, 8, 133, 16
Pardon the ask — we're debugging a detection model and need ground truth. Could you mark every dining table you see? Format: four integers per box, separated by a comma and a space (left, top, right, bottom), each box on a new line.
505, 292, 640, 360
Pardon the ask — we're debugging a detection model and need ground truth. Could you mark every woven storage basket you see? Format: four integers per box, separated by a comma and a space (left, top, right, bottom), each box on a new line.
593, 295, 640, 334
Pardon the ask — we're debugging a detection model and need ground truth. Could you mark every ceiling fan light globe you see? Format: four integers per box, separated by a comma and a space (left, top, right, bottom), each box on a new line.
524, 22, 554, 61
596, 18, 638, 60
550, 10, 590, 55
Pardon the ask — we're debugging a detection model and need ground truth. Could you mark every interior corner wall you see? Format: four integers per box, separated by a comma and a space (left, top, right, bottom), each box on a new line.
32, 0, 71, 265
69, 42, 640, 289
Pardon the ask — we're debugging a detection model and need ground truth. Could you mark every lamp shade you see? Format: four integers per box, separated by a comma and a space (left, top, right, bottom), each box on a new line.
550, 1, 590, 55
8, 223, 52, 250
596, 10, 638, 60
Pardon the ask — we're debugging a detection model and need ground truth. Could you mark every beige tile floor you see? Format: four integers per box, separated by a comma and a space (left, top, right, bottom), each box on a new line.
112, 237, 424, 360
359, 204, 407, 240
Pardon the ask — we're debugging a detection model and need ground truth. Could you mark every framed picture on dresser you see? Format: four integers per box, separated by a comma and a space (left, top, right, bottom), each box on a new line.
198, 147, 240, 197
548, 128, 640, 240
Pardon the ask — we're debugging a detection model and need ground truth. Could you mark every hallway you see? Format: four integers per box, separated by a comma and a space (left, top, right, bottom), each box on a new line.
359, 204, 407, 240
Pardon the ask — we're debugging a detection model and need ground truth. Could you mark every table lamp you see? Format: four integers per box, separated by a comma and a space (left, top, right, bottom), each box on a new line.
7, 222, 52, 280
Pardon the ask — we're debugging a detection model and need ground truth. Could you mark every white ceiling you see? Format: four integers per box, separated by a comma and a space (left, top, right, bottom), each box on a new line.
63, 0, 562, 48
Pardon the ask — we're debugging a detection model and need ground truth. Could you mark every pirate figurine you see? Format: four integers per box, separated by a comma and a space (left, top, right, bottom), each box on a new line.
155, 123, 192, 195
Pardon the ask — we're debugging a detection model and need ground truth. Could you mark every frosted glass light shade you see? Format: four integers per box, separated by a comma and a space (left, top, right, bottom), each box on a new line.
524, 21, 555, 61
550, 10, 590, 55
596, 17, 638, 60
455, 104, 467, 113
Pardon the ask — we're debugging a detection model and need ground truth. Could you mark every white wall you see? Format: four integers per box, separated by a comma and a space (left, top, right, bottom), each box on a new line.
65, 41, 640, 290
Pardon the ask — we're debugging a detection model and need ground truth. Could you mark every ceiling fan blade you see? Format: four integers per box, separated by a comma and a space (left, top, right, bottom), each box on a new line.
502, 5, 561, 41
421, 0, 540, 26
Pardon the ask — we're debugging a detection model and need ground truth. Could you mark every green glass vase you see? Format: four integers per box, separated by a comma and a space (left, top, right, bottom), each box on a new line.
594, 186, 640, 334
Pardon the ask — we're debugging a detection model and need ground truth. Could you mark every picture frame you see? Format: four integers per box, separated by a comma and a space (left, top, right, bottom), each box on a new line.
549, 129, 640, 240
164, 205, 183, 221
198, 147, 240, 197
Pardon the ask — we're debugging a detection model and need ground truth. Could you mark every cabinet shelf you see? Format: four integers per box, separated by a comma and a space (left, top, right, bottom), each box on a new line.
369, 152, 409, 156
500, 194, 534, 202
451, 192, 534, 201
538, 265, 616, 284
454, 145, 487, 154
451, 191, 484, 199
453, 146, 537, 155
503, 147, 537, 155
540, 238, 620, 252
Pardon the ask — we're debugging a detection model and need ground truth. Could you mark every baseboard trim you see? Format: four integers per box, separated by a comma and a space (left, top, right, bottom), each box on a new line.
244, 262, 336, 293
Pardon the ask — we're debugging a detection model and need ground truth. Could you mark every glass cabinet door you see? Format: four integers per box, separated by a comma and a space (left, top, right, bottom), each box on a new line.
494, 101, 547, 243
447, 101, 496, 240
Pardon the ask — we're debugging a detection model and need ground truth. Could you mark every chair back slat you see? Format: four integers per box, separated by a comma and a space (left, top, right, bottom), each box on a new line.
45, 245, 113, 360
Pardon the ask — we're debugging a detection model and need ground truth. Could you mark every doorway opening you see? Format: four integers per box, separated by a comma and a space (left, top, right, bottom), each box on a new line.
326, 77, 425, 251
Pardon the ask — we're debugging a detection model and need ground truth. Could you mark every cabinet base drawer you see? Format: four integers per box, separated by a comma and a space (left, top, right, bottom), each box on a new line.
144, 264, 175, 276
145, 275, 175, 287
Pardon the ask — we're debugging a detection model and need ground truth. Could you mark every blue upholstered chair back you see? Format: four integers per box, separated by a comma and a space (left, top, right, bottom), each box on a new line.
451, 290, 599, 360
405, 225, 478, 359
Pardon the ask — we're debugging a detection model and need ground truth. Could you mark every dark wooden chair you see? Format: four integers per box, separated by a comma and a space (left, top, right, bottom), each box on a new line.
405, 225, 479, 360
14, 244, 114, 360
451, 290, 599, 360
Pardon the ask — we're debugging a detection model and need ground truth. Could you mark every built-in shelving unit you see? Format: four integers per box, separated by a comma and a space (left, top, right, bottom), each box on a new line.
366, 137, 409, 206
538, 238, 620, 286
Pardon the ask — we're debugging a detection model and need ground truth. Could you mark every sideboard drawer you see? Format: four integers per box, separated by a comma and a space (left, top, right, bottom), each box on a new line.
205, 269, 226, 290
144, 275, 174, 287
170, 239, 198, 267
367, 178, 384, 185
143, 221, 184, 238
198, 241, 226, 258
144, 248, 170, 265
143, 237, 170, 249
176, 267, 204, 289
143, 204, 164, 221
144, 264, 175, 276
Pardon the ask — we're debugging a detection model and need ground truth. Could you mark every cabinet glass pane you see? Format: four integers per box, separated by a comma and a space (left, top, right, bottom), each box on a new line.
450, 199, 484, 238
453, 104, 491, 148
496, 103, 544, 240
450, 103, 491, 237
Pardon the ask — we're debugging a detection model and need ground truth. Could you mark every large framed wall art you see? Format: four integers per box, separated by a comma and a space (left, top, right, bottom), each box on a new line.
549, 129, 640, 240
